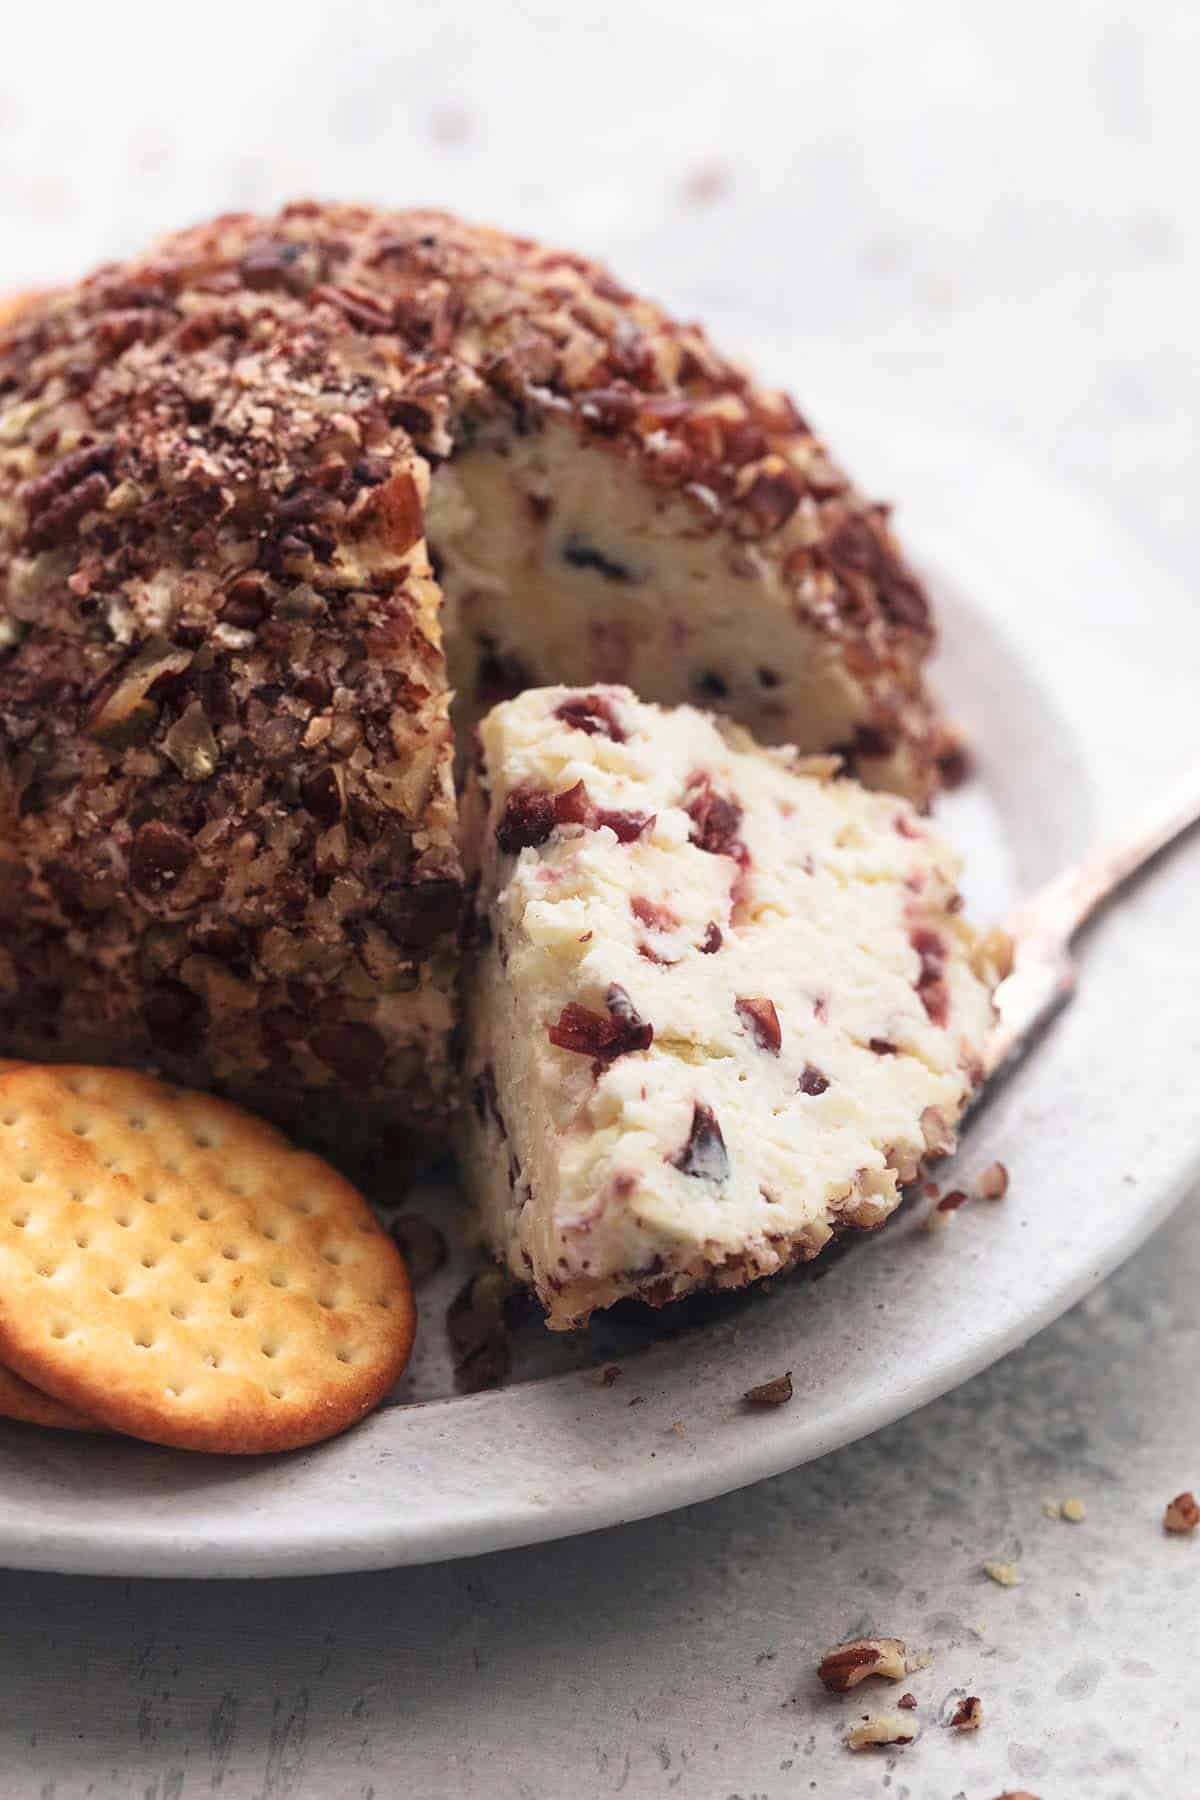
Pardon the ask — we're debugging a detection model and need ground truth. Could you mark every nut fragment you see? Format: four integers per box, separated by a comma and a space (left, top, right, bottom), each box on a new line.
744, 1371, 793, 1408
947, 1694, 983, 1731
976, 1160, 1010, 1200
982, 1559, 1020, 1587
844, 1711, 917, 1751
1164, 1490, 1199, 1534
818, 1637, 909, 1693
1061, 1496, 1086, 1523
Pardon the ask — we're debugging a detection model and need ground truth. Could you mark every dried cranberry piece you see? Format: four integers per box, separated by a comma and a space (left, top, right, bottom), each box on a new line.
683, 775, 745, 858
670, 1103, 730, 1182
631, 896, 679, 932
597, 808, 653, 843
555, 693, 626, 742
548, 984, 653, 1061
552, 780, 592, 827
699, 922, 723, 954
496, 788, 556, 854
129, 822, 193, 899
797, 1064, 830, 1097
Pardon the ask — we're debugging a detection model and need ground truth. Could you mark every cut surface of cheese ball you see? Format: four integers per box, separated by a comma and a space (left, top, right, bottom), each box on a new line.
1, 201, 942, 1145
463, 687, 1000, 1330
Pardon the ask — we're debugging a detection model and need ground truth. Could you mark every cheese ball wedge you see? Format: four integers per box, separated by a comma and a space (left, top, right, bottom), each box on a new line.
462, 687, 1002, 1330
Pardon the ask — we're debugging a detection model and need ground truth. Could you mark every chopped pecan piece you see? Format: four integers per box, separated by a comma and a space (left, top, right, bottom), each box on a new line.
744, 1372, 793, 1408
1164, 1490, 1199, 1534
818, 1637, 909, 1693
735, 996, 782, 1055
844, 1711, 917, 1751
976, 1161, 1010, 1201
447, 1268, 514, 1393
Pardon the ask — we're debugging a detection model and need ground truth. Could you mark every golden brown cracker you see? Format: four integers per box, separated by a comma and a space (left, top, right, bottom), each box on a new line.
0, 1066, 415, 1453
0, 1360, 101, 1433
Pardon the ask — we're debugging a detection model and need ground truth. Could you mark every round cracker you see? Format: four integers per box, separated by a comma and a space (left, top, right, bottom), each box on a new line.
0, 1359, 102, 1433
0, 1066, 415, 1453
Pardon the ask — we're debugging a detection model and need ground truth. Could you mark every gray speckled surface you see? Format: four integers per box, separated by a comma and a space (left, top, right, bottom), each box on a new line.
2, 0, 1198, 1792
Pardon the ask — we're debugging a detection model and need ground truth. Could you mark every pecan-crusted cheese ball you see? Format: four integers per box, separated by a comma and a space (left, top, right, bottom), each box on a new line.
0, 201, 943, 1133
463, 687, 1000, 1329
0, 215, 461, 1134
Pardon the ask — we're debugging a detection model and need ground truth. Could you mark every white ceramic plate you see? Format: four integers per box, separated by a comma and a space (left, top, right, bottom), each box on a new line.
1, 415, 1196, 1578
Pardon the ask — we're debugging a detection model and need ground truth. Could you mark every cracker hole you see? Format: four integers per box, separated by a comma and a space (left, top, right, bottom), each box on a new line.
196, 1205, 214, 1222
9, 1209, 29, 1229
143, 1191, 159, 1206
115, 1213, 132, 1229
50, 1320, 69, 1340
262, 1225, 279, 1242
127, 1114, 147, 1131
202, 1349, 223, 1368
169, 1229, 186, 1245
65, 1076, 85, 1095
35, 1261, 57, 1278
108, 1279, 126, 1297
70, 1118, 91, 1137
194, 1268, 213, 1285
269, 1386, 285, 1400
166, 1385, 184, 1399
134, 1332, 155, 1350
75, 1233, 90, 1250
322, 1249, 343, 1266
18, 1167, 37, 1184
376, 1295, 393, 1310
1, 1111, 19, 1127
169, 1302, 189, 1321
269, 1270, 289, 1289
335, 1348, 355, 1365
260, 1341, 280, 1359
141, 1253, 159, 1270
230, 1299, 250, 1320
317, 1293, 336, 1311
221, 1245, 240, 1261
193, 1132, 216, 1150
